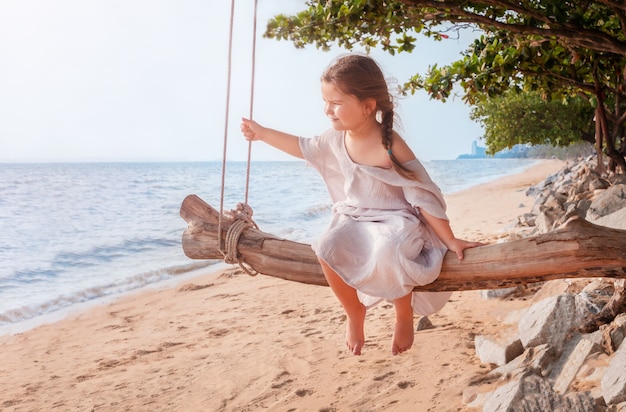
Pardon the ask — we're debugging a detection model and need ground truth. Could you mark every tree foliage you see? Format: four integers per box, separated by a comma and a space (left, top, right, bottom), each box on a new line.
470, 90, 595, 154
265, 0, 626, 172
267, 1, 626, 55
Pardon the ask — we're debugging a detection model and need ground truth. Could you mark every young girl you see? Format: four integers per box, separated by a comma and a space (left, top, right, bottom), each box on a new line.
241, 54, 482, 356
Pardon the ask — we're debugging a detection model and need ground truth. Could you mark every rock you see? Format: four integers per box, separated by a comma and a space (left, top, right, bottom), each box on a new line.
531, 194, 548, 215
542, 192, 567, 212
489, 343, 557, 380
483, 373, 602, 412
589, 178, 611, 191
592, 207, 626, 230
481, 287, 520, 299
575, 356, 606, 402
535, 209, 562, 233
526, 173, 558, 196
612, 402, 626, 411
553, 207, 582, 229
518, 294, 578, 352
518, 212, 537, 227
475, 333, 525, 367
584, 329, 605, 347
576, 292, 607, 323
586, 184, 626, 220
550, 333, 601, 394
415, 316, 434, 331
602, 339, 626, 405
610, 173, 626, 186
574, 198, 592, 218
555, 177, 575, 193
575, 170, 606, 191
580, 279, 616, 309
602, 313, 626, 353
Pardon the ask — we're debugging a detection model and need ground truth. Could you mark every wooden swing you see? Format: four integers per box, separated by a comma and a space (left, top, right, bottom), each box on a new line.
180, 1, 626, 292
180, 194, 626, 292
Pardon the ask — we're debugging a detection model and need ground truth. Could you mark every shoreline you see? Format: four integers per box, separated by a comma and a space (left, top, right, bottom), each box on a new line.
0, 159, 567, 411
432, 157, 544, 195
0, 261, 225, 337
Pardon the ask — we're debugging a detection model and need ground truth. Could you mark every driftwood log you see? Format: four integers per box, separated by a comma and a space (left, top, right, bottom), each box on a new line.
180, 194, 626, 292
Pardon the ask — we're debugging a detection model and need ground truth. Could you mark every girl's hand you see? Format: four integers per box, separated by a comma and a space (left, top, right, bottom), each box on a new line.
239, 118, 304, 158
417, 210, 484, 260
241, 118, 264, 141
446, 238, 484, 260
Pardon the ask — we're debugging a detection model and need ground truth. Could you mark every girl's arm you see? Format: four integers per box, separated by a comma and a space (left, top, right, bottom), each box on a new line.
418, 209, 483, 260
240, 118, 304, 159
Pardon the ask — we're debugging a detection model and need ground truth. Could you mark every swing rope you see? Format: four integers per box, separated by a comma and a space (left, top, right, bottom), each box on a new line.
217, 0, 260, 276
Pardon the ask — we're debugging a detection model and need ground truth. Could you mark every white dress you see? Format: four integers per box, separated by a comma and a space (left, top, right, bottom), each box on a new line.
299, 129, 453, 315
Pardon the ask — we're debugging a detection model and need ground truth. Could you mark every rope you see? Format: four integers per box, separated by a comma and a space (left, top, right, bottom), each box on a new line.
217, 0, 236, 255
217, 0, 260, 276
223, 203, 259, 276
244, 0, 258, 205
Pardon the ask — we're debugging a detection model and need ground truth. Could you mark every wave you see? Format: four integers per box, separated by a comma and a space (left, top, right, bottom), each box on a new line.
0, 261, 213, 327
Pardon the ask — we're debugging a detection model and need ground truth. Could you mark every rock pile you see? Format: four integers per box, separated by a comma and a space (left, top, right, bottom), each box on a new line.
520, 155, 626, 234
462, 157, 626, 411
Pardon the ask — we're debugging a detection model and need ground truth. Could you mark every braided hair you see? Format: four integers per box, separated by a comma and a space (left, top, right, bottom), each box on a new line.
321, 54, 417, 181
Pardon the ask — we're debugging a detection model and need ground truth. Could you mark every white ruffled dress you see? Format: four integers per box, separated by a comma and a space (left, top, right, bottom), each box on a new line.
299, 129, 452, 315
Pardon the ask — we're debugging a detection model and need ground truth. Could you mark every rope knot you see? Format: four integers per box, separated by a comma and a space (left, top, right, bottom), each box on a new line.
221, 202, 259, 276
231, 202, 257, 227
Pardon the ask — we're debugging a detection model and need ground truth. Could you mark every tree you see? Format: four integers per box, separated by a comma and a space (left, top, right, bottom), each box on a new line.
417, 30, 626, 171
265, 0, 626, 172
470, 90, 595, 155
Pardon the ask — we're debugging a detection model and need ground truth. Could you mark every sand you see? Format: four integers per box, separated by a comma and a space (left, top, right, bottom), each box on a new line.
0, 159, 567, 412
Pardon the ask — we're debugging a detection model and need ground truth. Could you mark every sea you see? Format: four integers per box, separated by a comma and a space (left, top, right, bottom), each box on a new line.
0, 159, 539, 335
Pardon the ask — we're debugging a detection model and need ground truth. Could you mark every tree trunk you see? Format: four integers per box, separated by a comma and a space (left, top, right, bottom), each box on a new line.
180, 194, 626, 292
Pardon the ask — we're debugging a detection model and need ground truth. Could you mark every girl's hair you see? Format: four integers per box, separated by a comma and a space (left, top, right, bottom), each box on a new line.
321, 54, 417, 180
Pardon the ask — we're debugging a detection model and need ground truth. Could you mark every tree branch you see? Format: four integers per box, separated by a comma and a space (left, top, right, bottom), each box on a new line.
399, 0, 626, 55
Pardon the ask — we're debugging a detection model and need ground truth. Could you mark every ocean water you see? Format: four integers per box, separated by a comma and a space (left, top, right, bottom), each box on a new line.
0, 159, 538, 335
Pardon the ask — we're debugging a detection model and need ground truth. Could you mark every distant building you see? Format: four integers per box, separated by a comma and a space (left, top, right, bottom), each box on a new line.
494, 143, 529, 158
457, 141, 529, 159
457, 140, 487, 159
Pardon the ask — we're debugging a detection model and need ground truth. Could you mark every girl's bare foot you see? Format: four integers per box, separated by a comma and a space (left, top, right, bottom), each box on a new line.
346, 306, 366, 355
318, 259, 367, 356
392, 293, 414, 355
391, 315, 414, 355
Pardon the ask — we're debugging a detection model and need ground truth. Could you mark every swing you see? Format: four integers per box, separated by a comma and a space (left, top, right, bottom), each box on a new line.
179, 1, 626, 292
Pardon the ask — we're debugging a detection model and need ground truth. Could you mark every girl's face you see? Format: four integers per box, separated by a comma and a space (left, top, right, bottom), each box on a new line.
321, 81, 374, 131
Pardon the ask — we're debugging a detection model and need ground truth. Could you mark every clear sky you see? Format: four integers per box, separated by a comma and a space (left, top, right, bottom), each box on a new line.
0, 0, 483, 162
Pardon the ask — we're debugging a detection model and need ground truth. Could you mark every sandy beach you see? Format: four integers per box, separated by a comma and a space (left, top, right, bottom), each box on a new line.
0, 159, 567, 411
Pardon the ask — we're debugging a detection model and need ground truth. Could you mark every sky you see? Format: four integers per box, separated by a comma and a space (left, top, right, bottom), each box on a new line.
0, 0, 484, 162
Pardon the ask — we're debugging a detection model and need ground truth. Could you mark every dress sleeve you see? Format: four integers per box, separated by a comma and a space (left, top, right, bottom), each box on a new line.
298, 130, 346, 204
402, 160, 448, 221
299, 134, 325, 172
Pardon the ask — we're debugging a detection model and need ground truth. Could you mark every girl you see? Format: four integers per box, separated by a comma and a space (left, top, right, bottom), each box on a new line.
241, 54, 481, 356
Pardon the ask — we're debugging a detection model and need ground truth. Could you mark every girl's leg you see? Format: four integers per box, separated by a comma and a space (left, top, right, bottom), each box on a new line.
319, 259, 366, 355
391, 293, 414, 355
